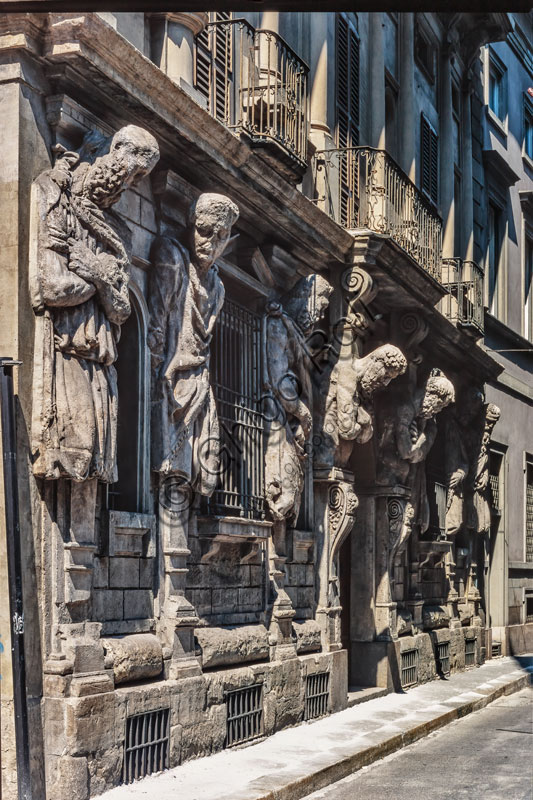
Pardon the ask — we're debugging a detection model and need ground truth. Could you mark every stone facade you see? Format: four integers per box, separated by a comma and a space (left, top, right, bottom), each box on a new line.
0, 9, 529, 800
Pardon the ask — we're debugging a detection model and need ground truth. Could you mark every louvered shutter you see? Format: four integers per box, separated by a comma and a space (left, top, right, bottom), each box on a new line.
336, 14, 359, 149
336, 14, 360, 227
421, 114, 438, 205
195, 12, 232, 122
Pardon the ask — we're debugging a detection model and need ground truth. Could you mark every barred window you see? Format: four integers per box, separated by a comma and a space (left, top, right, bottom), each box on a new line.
489, 450, 503, 517
526, 459, 533, 562
208, 298, 265, 520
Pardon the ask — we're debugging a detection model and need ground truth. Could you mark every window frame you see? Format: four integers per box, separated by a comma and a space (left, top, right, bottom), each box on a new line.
486, 196, 507, 323
485, 47, 508, 134
525, 453, 533, 564
335, 12, 360, 150
524, 223, 533, 341
523, 92, 533, 167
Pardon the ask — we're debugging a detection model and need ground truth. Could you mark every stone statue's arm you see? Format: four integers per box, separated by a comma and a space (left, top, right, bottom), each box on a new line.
67, 241, 130, 324
267, 317, 312, 438
411, 417, 437, 462
147, 237, 184, 359
39, 196, 96, 308
396, 409, 436, 463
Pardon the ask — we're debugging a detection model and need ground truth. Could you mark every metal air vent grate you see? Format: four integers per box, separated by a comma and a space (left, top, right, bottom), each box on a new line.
225, 684, 264, 747
305, 672, 330, 720
123, 707, 169, 784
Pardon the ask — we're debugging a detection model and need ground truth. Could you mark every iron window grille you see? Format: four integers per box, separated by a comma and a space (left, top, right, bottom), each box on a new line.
526, 462, 533, 562
491, 641, 502, 658
305, 672, 330, 721
208, 298, 265, 520
225, 684, 264, 747
489, 450, 503, 516
123, 708, 170, 784
436, 641, 450, 676
401, 648, 419, 688
465, 637, 476, 667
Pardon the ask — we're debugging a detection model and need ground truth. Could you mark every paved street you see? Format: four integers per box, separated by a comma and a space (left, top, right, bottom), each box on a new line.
305, 687, 533, 800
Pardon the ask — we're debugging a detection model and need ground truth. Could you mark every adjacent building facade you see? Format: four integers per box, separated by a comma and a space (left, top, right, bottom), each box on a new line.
0, 10, 531, 800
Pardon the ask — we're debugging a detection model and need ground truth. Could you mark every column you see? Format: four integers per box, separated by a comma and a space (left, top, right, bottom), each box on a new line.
150, 12, 208, 92
309, 13, 334, 151
369, 13, 385, 150
398, 13, 415, 181
440, 42, 455, 258
462, 78, 474, 261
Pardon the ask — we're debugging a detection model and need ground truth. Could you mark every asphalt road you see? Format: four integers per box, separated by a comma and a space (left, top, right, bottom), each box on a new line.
305, 687, 533, 800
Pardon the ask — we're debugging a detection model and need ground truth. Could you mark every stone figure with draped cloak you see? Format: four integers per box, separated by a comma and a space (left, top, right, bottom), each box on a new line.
445, 387, 501, 537
263, 274, 333, 523
378, 370, 455, 557
148, 193, 239, 495
30, 125, 160, 482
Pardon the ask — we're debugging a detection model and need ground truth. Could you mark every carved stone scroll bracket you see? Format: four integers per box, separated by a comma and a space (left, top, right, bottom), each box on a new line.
340, 265, 378, 338
314, 468, 358, 651
393, 311, 429, 386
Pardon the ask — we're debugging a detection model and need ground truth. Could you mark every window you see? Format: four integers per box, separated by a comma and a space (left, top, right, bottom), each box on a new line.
524, 95, 533, 161
526, 459, 533, 562
208, 297, 265, 520
489, 449, 504, 517
525, 235, 533, 341
336, 13, 359, 149
487, 202, 504, 319
421, 114, 438, 206
108, 291, 149, 513
414, 23, 436, 84
488, 50, 507, 123
195, 11, 232, 123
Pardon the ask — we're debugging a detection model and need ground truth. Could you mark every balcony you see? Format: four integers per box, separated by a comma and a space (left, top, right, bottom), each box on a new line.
440, 258, 484, 337
313, 147, 443, 281
197, 18, 309, 177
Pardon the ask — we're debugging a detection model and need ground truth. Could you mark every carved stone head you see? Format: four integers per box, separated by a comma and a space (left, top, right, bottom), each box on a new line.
420, 370, 455, 418
282, 274, 333, 333
458, 385, 485, 425
358, 344, 407, 397
189, 193, 239, 273
79, 125, 160, 208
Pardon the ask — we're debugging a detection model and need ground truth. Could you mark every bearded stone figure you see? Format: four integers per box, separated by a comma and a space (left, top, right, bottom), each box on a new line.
445, 388, 501, 536
317, 344, 408, 468
264, 274, 333, 522
30, 125, 160, 481
148, 193, 239, 494
378, 370, 455, 556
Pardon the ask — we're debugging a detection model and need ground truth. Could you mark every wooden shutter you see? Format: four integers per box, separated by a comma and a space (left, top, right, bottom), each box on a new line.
195, 12, 232, 122
336, 14, 360, 148
421, 114, 438, 205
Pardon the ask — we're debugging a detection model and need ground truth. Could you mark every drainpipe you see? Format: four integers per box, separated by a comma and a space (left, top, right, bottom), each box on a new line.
0, 357, 32, 800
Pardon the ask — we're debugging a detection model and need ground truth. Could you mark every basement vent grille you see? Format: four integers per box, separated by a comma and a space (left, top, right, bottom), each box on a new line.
123, 707, 169, 784
305, 672, 330, 720
465, 637, 476, 667
436, 641, 451, 676
492, 641, 502, 658
401, 649, 419, 688
225, 684, 264, 747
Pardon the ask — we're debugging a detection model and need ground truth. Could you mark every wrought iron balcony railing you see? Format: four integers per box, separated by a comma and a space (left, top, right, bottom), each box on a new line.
440, 258, 484, 335
197, 18, 309, 169
313, 147, 443, 281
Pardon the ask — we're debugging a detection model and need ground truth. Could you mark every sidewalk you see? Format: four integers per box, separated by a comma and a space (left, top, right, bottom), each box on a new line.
99, 656, 532, 800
